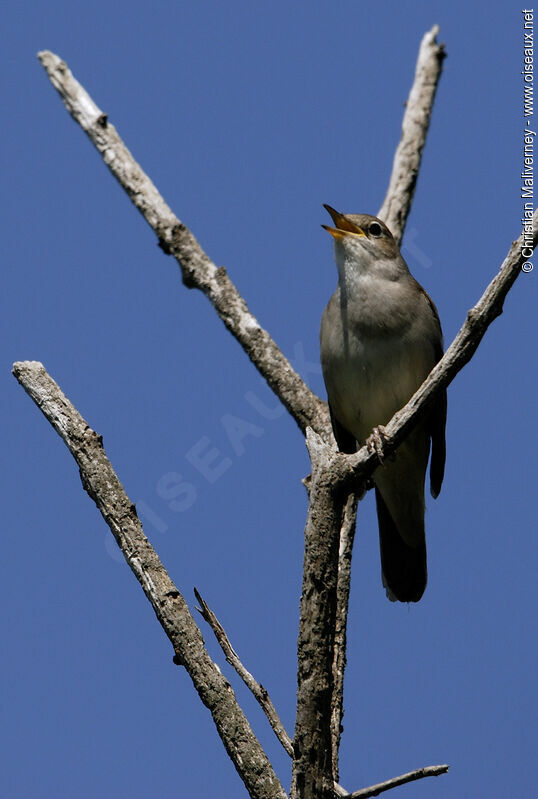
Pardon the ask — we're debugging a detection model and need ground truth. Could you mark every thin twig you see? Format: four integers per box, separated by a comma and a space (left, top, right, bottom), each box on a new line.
344, 764, 449, 798
36, 50, 330, 442
378, 25, 445, 242
12, 361, 287, 799
194, 587, 294, 757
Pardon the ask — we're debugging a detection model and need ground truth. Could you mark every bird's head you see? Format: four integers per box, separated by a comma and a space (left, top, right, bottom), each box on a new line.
322, 205, 400, 263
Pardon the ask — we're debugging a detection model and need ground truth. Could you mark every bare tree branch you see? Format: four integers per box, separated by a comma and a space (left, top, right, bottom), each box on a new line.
330, 492, 358, 780
11, 361, 287, 799
190, 588, 361, 799
37, 50, 330, 442
194, 587, 294, 758
344, 764, 449, 799
378, 25, 445, 242
291, 429, 354, 799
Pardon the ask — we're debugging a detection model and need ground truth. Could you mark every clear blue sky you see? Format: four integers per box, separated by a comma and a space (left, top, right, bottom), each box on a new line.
2, 1, 535, 797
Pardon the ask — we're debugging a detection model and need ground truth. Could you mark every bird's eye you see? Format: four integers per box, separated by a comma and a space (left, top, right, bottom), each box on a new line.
368, 222, 382, 237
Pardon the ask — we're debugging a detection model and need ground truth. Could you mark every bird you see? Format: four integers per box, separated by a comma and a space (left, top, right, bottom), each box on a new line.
320, 204, 446, 602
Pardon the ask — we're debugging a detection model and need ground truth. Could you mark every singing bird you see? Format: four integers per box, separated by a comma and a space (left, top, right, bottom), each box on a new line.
320, 205, 446, 602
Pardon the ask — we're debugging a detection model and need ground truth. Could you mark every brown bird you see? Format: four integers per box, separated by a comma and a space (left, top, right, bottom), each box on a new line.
320, 205, 446, 602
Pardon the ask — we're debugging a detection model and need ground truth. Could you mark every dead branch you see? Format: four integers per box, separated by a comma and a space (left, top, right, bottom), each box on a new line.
194, 587, 294, 758
330, 492, 358, 779
378, 25, 446, 242
12, 361, 287, 799
344, 764, 449, 799
291, 429, 356, 799
37, 50, 329, 442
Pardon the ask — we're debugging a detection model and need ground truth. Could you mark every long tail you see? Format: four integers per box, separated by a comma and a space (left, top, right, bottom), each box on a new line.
375, 488, 427, 603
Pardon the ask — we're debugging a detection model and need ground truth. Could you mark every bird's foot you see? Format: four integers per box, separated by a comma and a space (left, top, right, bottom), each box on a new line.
366, 425, 389, 464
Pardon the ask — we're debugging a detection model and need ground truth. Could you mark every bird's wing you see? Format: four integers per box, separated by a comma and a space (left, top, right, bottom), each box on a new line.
414, 283, 446, 498
423, 290, 446, 498
429, 388, 447, 498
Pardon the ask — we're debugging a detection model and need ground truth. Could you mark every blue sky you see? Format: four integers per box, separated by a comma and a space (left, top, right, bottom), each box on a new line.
2, 1, 535, 797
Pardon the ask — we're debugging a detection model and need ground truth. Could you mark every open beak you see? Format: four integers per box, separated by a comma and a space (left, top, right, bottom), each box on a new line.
322, 204, 366, 239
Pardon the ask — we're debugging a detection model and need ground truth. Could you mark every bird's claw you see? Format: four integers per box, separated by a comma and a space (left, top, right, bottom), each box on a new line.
366, 425, 389, 464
